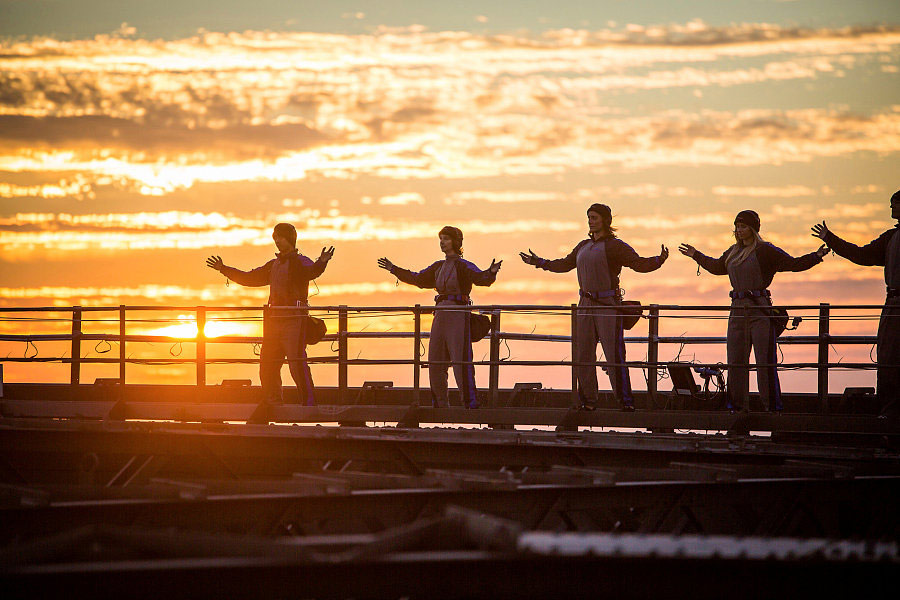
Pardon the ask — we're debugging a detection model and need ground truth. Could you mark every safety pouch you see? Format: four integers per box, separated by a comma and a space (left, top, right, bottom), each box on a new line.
620, 301, 643, 330
470, 313, 492, 342
769, 307, 790, 337
304, 316, 328, 345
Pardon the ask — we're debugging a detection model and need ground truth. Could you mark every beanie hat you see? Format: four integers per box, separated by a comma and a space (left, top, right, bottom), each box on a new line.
734, 210, 761, 233
273, 222, 297, 245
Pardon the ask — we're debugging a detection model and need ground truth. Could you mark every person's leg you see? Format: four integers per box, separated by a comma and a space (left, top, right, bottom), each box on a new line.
447, 310, 478, 408
284, 317, 316, 406
428, 312, 450, 408
597, 305, 633, 408
877, 300, 900, 417
575, 303, 601, 408
750, 312, 782, 411
259, 318, 286, 403
726, 305, 752, 411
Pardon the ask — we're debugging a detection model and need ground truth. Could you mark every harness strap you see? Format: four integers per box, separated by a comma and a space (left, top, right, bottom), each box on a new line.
434, 293, 471, 304
730, 289, 771, 300
579, 289, 618, 301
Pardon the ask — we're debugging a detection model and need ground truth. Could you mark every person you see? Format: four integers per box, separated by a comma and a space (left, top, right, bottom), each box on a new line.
520, 204, 668, 411
378, 226, 501, 409
812, 190, 900, 417
206, 223, 334, 406
680, 210, 829, 413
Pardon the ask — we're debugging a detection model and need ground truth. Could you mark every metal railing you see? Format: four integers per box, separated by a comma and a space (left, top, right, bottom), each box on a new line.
0, 302, 886, 410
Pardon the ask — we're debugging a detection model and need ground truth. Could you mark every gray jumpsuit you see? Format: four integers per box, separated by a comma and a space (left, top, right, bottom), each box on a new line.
391, 256, 497, 408
535, 237, 663, 408
694, 243, 822, 411
221, 250, 327, 405
726, 252, 782, 411
824, 226, 900, 416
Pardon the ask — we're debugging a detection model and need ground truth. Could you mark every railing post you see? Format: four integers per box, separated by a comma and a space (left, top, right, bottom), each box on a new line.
338, 305, 348, 404
488, 309, 501, 408
413, 304, 421, 404
570, 303, 579, 408
70, 306, 82, 385
118, 305, 126, 386
648, 304, 659, 409
818, 302, 830, 413
196, 306, 206, 388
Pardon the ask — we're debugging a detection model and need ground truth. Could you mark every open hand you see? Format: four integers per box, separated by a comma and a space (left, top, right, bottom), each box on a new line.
377, 257, 395, 271
518, 249, 540, 265
659, 244, 669, 263
206, 255, 225, 272
318, 246, 335, 263
489, 258, 503, 274
678, 244, 696, 258
811, 221, 830, 241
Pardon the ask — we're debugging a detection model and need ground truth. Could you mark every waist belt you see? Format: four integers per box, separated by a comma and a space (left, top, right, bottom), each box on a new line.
434, 294, 471, 304
730, 289, 771, 300
888, 287, 900, 299
579, 289, 619, 301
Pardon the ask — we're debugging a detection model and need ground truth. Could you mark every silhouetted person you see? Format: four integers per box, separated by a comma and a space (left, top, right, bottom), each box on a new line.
812, 190, 900, 417
681, 210, 828, 413
378, 226, 501, 409
520, 204, 668, 411
207, 223, 334, 405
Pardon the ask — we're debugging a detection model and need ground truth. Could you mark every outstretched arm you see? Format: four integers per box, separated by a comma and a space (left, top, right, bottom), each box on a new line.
760, 242, 826, 273
462, 258, 502, 287
301, 246, 335, 280
813, 221, 890, 267
378, 257, 439, 289
610, 239, 666, 273
207, 255, 271, 286
679, 244, 729, 276
520, 242, 584, 273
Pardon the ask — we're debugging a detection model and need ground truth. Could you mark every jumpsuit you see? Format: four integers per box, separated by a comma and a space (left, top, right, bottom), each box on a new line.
391, 256, 496, 408
694, 242, 823, 412
220, 249, 327, 405
824, 226, 900, 416
535, 237, 663, 408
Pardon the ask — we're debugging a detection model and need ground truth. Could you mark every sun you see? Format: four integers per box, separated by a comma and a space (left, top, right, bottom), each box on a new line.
151, 314, 255, 339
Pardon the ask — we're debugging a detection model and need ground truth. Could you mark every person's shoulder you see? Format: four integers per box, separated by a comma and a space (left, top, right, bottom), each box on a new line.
573, 238, 592, 251
292, 252, 314, 266
607, 237, 632, 251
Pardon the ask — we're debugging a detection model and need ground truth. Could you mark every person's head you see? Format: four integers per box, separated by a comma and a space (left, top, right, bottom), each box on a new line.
726, 210, 764, 267
272, 223, 297, 253
733, 210, 761, 246
587, 203, 616, 238
892, 190, 900, 220
438, 225, 463, 256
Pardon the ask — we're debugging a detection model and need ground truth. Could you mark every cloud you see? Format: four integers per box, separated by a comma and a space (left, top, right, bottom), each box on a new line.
712, 185, 818, 198
0, 25, 897, 193
0, 175, 93, 199
0, 115, 331, 160
444, 190, 570, 204
377, 192, 425, 205
0, 210, 584, 255
2, 107, 898, 194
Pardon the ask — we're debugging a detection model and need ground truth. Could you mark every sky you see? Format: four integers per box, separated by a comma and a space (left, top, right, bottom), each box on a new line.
1, 1, 898, 392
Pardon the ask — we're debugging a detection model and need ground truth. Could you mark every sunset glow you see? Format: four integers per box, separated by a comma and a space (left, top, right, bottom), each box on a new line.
2, 3, 898, 390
